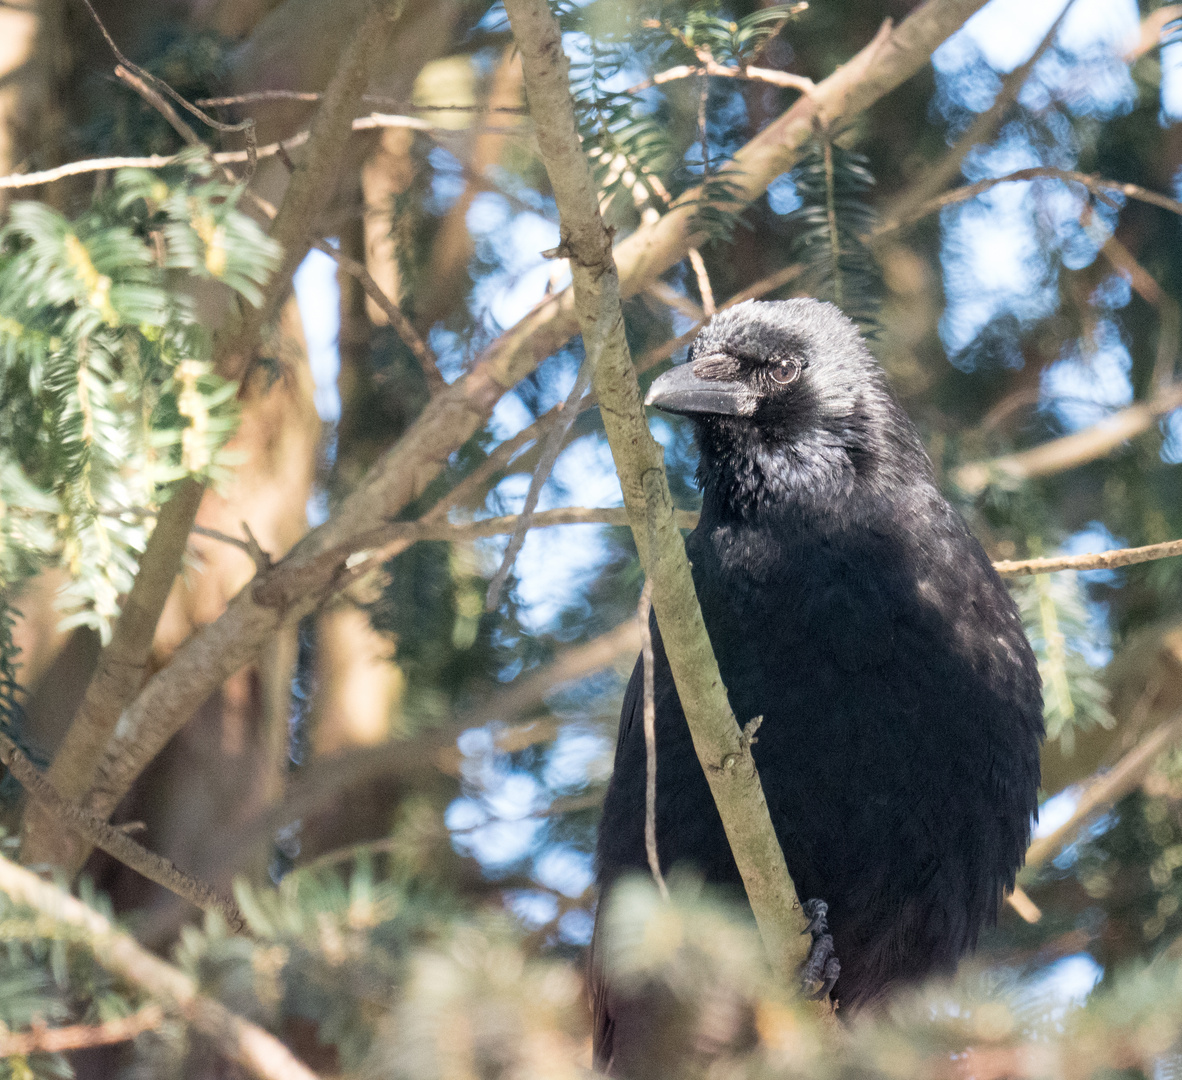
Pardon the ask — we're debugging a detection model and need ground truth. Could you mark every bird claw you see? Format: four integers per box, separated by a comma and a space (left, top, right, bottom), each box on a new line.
800, 898, 840, 1000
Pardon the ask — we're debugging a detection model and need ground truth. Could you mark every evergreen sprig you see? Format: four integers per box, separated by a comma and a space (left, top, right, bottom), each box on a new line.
0, 156, 279, 639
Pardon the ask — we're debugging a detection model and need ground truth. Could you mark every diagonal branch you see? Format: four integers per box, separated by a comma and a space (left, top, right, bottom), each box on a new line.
2, 733, 245, 931
0, 854, 320, 1080
71, 0, 1001, 869
502, 0, 813, 988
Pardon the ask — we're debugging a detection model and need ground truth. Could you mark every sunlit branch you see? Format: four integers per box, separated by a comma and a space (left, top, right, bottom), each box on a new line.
0, 1005, 164, 1057
876, 167, 1182, 239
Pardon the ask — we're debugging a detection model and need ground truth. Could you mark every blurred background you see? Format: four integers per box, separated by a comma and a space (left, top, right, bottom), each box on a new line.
3, 0, 1182, 1074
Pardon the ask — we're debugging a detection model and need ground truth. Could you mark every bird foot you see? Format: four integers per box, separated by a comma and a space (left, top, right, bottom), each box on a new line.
800, 898, 840, 1000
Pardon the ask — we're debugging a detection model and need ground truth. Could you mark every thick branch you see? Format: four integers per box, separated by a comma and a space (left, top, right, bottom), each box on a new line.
0, 854, 319, 1080
0, 1005, 164, 1056
220, 0, 406, 375
955, 382, 1182, 494
503, 0, 813, 983
20, 478, 204, 868
73, 0, 998, 863
1022, 708, 1182, 874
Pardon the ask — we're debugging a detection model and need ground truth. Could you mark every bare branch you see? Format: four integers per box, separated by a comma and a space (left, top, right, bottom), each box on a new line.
196, 89, 528, 114
687, 248, 716, 317
637, 580, 668, 900
0, 854, 320, 1080
503, 0, 815, 988
0, 1005, 164, 1057
994, 538, 1182, 576
1022, 707, 1182, 875
220, 0, 408, 377
1, 733, 246, 932
880, 0, 1075, 228
626, 58, 815, 96
20, 479, 205, 869
311, 236, 447, 396
877, 167, 1182, 239
954, 381, 1182, 494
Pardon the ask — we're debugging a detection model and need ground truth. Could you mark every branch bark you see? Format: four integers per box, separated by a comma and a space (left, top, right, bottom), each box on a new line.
503, 0, 814, 986
220, 0, 407, 377
68, 0, 998, 870
954, 382, 1182, 494
0, 854, 320, 1080
21, 479, 204, 868
0, 1004, 164, 1057
1, 734, 245, 931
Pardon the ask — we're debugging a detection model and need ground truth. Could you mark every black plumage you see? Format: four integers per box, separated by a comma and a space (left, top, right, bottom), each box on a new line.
593, 299, 1043, 1071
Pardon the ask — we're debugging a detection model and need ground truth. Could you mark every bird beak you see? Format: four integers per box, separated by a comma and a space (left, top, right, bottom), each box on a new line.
644, 361, 754, 417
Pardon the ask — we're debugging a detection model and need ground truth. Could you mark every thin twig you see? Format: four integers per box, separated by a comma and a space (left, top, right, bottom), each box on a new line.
876, 167, 1182, 238
0, 113, 491, 190
0, 733, 246, 931
0, 854, 319, 1080
310, 240, 446, 394
115, 66, 202, 146
192, 524, 255, 556
687, 248, 716, 317
994, 538, 1182, 576
77, 0, 257, 179
626, 59, 815, 96
484, 321, 605, 610
638, 579, 668, 900
0, 1005, 164, 1057
197, 89, 528, 114
879, 0, 1074, 229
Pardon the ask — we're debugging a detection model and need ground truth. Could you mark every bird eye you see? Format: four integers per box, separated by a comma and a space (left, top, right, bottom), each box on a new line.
769, 357, 802, 386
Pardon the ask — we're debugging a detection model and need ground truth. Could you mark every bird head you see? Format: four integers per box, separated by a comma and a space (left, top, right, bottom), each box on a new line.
645, 298, 931, 514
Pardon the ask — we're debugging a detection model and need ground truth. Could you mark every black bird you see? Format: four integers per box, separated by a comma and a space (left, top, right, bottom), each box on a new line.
593, 299, 1042, 1072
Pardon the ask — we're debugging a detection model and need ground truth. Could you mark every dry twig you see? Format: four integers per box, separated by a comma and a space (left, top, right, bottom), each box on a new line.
0, 1005, 164, 1057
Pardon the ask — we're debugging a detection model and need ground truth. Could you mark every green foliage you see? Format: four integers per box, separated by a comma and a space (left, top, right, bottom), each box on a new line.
1011, 573, 1113, 753
0, 156, 278, 638
786, 135, 881, 328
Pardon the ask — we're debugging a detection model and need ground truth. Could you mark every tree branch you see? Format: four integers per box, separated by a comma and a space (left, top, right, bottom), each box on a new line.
1, 733, 246, 931
20, 479, 205, 869
954, 381, 1182, 494
1022, 707, 1182, 876
503, 0, 815, 987
219, 0, 407, 377
0, 854, 320, 1080
0, 1004, 164, 1057
70, 0, 1000, 868
879, 0, 1075, 228
876, 167, 1182, 239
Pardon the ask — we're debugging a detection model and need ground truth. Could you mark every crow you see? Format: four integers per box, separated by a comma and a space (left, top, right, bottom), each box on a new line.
593, 299, 1043, 1074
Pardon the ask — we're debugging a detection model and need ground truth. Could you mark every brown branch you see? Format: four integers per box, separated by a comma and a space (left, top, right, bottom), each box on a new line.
115, 66, 202, 146
72, 0, 1002, 868
0, 734, 246, 932
637, 580, 668, 900
954, 381, 1182, 494
20, 479, 205, 869
880, 0, 1074, 228
0, 854, 320, 1080
994, 538, 1182, 576
221, 0, 407, 377
877, 167, 1182, 239
627, 58, 815, 96
311, 236, 446, 396
0, 1005, 164, 1057
196, 89, 528, 114
687, 248, 716, 317
1022, 707, 1182, 875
